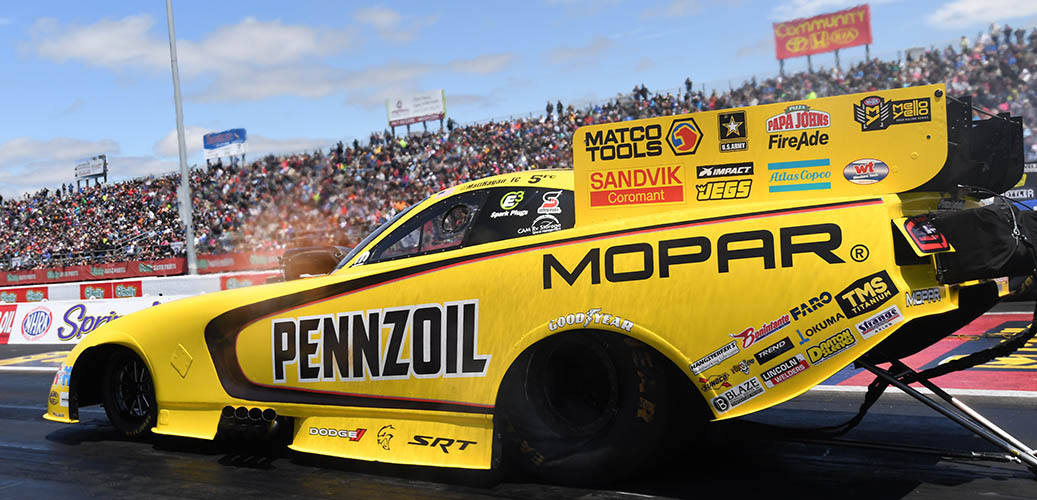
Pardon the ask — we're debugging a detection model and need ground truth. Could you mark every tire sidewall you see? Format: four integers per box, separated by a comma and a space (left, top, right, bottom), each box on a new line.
101, 349, 157, 438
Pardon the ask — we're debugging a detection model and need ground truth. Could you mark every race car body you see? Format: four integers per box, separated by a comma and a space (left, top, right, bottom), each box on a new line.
43, 84, 1030, 479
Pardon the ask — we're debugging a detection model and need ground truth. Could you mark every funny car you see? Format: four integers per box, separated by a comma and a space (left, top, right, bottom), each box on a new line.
44, 84, 1035, 481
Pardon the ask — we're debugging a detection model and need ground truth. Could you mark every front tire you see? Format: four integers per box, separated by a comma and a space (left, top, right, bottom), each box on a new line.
101, 350, 157, 438
497, 332, 671, 485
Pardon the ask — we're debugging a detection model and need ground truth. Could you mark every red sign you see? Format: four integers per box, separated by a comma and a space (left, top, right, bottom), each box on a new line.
0, 286, 49, 303
0, 258, 184, 287
197, 251, 282, 274
773, 4, 872, 60
81, 283, 112, 300
0, 304, 16, 344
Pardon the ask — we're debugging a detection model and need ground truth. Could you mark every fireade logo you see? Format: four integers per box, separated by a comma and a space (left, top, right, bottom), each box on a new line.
589, 166, 685, 207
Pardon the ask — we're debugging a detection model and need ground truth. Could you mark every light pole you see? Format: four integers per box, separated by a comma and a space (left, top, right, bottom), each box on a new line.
165, 0, 197, 274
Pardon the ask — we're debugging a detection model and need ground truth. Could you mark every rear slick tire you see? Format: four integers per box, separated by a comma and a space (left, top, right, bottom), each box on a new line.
497, 332, 671, 485
101, 350, 157, 438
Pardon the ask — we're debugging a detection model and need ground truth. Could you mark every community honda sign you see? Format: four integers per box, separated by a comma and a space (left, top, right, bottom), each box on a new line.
773, 4, 872, 60
203, 128, 247, 160
386, 89, 446, 127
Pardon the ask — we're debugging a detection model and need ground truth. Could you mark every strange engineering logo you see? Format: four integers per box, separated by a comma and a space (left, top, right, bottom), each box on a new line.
667, 117, 704, 155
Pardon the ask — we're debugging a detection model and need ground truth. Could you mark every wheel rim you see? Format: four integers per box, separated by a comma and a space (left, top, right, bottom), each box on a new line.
113, 357, 153, 419
534, 339, 619, 437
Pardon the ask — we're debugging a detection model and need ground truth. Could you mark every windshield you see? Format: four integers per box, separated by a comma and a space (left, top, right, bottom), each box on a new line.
332, 200, 423, 272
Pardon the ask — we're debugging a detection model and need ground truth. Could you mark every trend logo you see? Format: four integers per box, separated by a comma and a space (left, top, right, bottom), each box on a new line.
667, 117, 704, 156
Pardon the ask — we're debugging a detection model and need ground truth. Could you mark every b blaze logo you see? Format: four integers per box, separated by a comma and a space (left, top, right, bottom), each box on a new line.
836, 270, 899, 318
667, 117, 704, 155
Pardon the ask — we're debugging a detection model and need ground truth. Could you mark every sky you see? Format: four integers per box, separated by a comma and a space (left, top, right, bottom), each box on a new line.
1, 0, 1036, 197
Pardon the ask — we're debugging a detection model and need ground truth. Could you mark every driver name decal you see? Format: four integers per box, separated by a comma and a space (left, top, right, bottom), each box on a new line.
271, 299, 490, 383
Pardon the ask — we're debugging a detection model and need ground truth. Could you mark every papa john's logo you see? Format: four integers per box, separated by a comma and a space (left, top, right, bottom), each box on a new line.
667, 117, 704, 156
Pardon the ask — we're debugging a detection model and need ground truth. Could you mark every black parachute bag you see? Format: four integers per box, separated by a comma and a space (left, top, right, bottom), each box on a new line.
929, 201, 1037, 284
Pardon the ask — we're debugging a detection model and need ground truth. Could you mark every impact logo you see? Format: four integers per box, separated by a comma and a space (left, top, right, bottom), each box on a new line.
843, 159, 889, 185
697, 162, 754, 179
667, 117, 704, 155
836, 270, 899, 318
377, 424, 395, 450
21, 306, 52, 341
718, 111, 747, 153
853, 96, 931, 131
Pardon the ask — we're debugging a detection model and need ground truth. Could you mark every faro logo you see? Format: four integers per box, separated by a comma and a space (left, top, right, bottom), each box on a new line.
21, 306, 52, 341
667, 117, 703, 155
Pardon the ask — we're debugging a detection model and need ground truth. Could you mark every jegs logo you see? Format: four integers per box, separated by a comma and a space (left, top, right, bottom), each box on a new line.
21, 306, 52, 341
696, 179, 751, 201
806, 328, 857, 365
271, 300, 490, 383
853, 96, 931, 131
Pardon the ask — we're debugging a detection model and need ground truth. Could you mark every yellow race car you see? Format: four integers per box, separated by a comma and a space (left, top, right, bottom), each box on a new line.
44, 84, 1037, 481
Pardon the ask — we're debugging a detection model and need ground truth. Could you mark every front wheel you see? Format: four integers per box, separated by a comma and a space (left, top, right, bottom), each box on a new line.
496, 332, 672, 485
101, 350, 157, 437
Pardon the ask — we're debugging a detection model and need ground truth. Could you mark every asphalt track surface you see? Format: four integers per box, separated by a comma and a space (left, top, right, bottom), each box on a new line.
0, 304, 1035, 499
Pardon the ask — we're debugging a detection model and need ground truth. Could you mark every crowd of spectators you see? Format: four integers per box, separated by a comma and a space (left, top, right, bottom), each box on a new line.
1, 23, 1035, 270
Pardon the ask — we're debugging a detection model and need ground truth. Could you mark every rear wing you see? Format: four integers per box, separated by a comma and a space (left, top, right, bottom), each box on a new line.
571, 84, 1023, 225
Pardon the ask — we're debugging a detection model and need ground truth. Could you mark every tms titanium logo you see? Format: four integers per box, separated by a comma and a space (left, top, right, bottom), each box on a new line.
767, 158, 832, 193
667, 117, 704, 155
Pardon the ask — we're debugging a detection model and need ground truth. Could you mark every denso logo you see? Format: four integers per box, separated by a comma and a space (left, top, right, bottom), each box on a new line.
766, 105, 830, 133
667, 117, 704, 155
584, 125, 663, 162
589, 166, 684, 207
543, 223, 845, 288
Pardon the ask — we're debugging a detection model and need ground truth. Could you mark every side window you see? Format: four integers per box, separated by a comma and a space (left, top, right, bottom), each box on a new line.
367, 191, 486, 264
467, 188, 575, 246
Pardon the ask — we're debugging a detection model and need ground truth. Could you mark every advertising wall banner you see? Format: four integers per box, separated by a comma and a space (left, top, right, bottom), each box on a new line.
773, 4, 872, 60
197, 251, 281, 274
0, 286, 49, 303
79, 280, 144, 300
203, 128, 247, 160
220, 272, 279, 290
74, 154, 107, 179
386, 90, 446, 127
0, 258, 184, 287
0, 296, 186, 345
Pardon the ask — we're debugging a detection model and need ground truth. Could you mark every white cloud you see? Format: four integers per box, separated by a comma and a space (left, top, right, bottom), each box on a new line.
771, 0, 898, 21
29, 14, 504, 103
642, 0, 700, 18
737, 37, 775, 58
927, 0, 1037, 28
353, 5, 435, 43
0, 137, 119, 167
634, 57, 655, 71
154, 126, 332, 159
549, 36, 612, 65
450, 54, 517, 74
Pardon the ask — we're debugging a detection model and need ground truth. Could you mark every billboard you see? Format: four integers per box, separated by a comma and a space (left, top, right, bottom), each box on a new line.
203, 128, 247, 160
773, 4, 872, 60
74, 154, 106, 179
386, 89, 446, 127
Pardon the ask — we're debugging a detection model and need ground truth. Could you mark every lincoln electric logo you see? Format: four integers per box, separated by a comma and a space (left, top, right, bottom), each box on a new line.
667, 117, 703, 155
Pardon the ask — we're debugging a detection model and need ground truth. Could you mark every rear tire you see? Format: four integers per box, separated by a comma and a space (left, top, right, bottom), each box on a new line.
101, 350, 157, 438
497, 332, 671, 485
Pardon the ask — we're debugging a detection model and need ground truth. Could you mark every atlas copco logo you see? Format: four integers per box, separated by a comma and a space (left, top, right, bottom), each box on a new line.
667, 117, 704, 156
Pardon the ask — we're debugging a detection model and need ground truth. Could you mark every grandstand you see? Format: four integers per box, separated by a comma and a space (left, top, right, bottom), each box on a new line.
2, 23, 1035, 275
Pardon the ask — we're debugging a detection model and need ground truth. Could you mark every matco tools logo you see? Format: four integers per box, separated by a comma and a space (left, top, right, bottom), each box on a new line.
584, 125, 663, 161
853, 95, 931, 131
667, 117, 704, 155
588, 166, 685, 207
